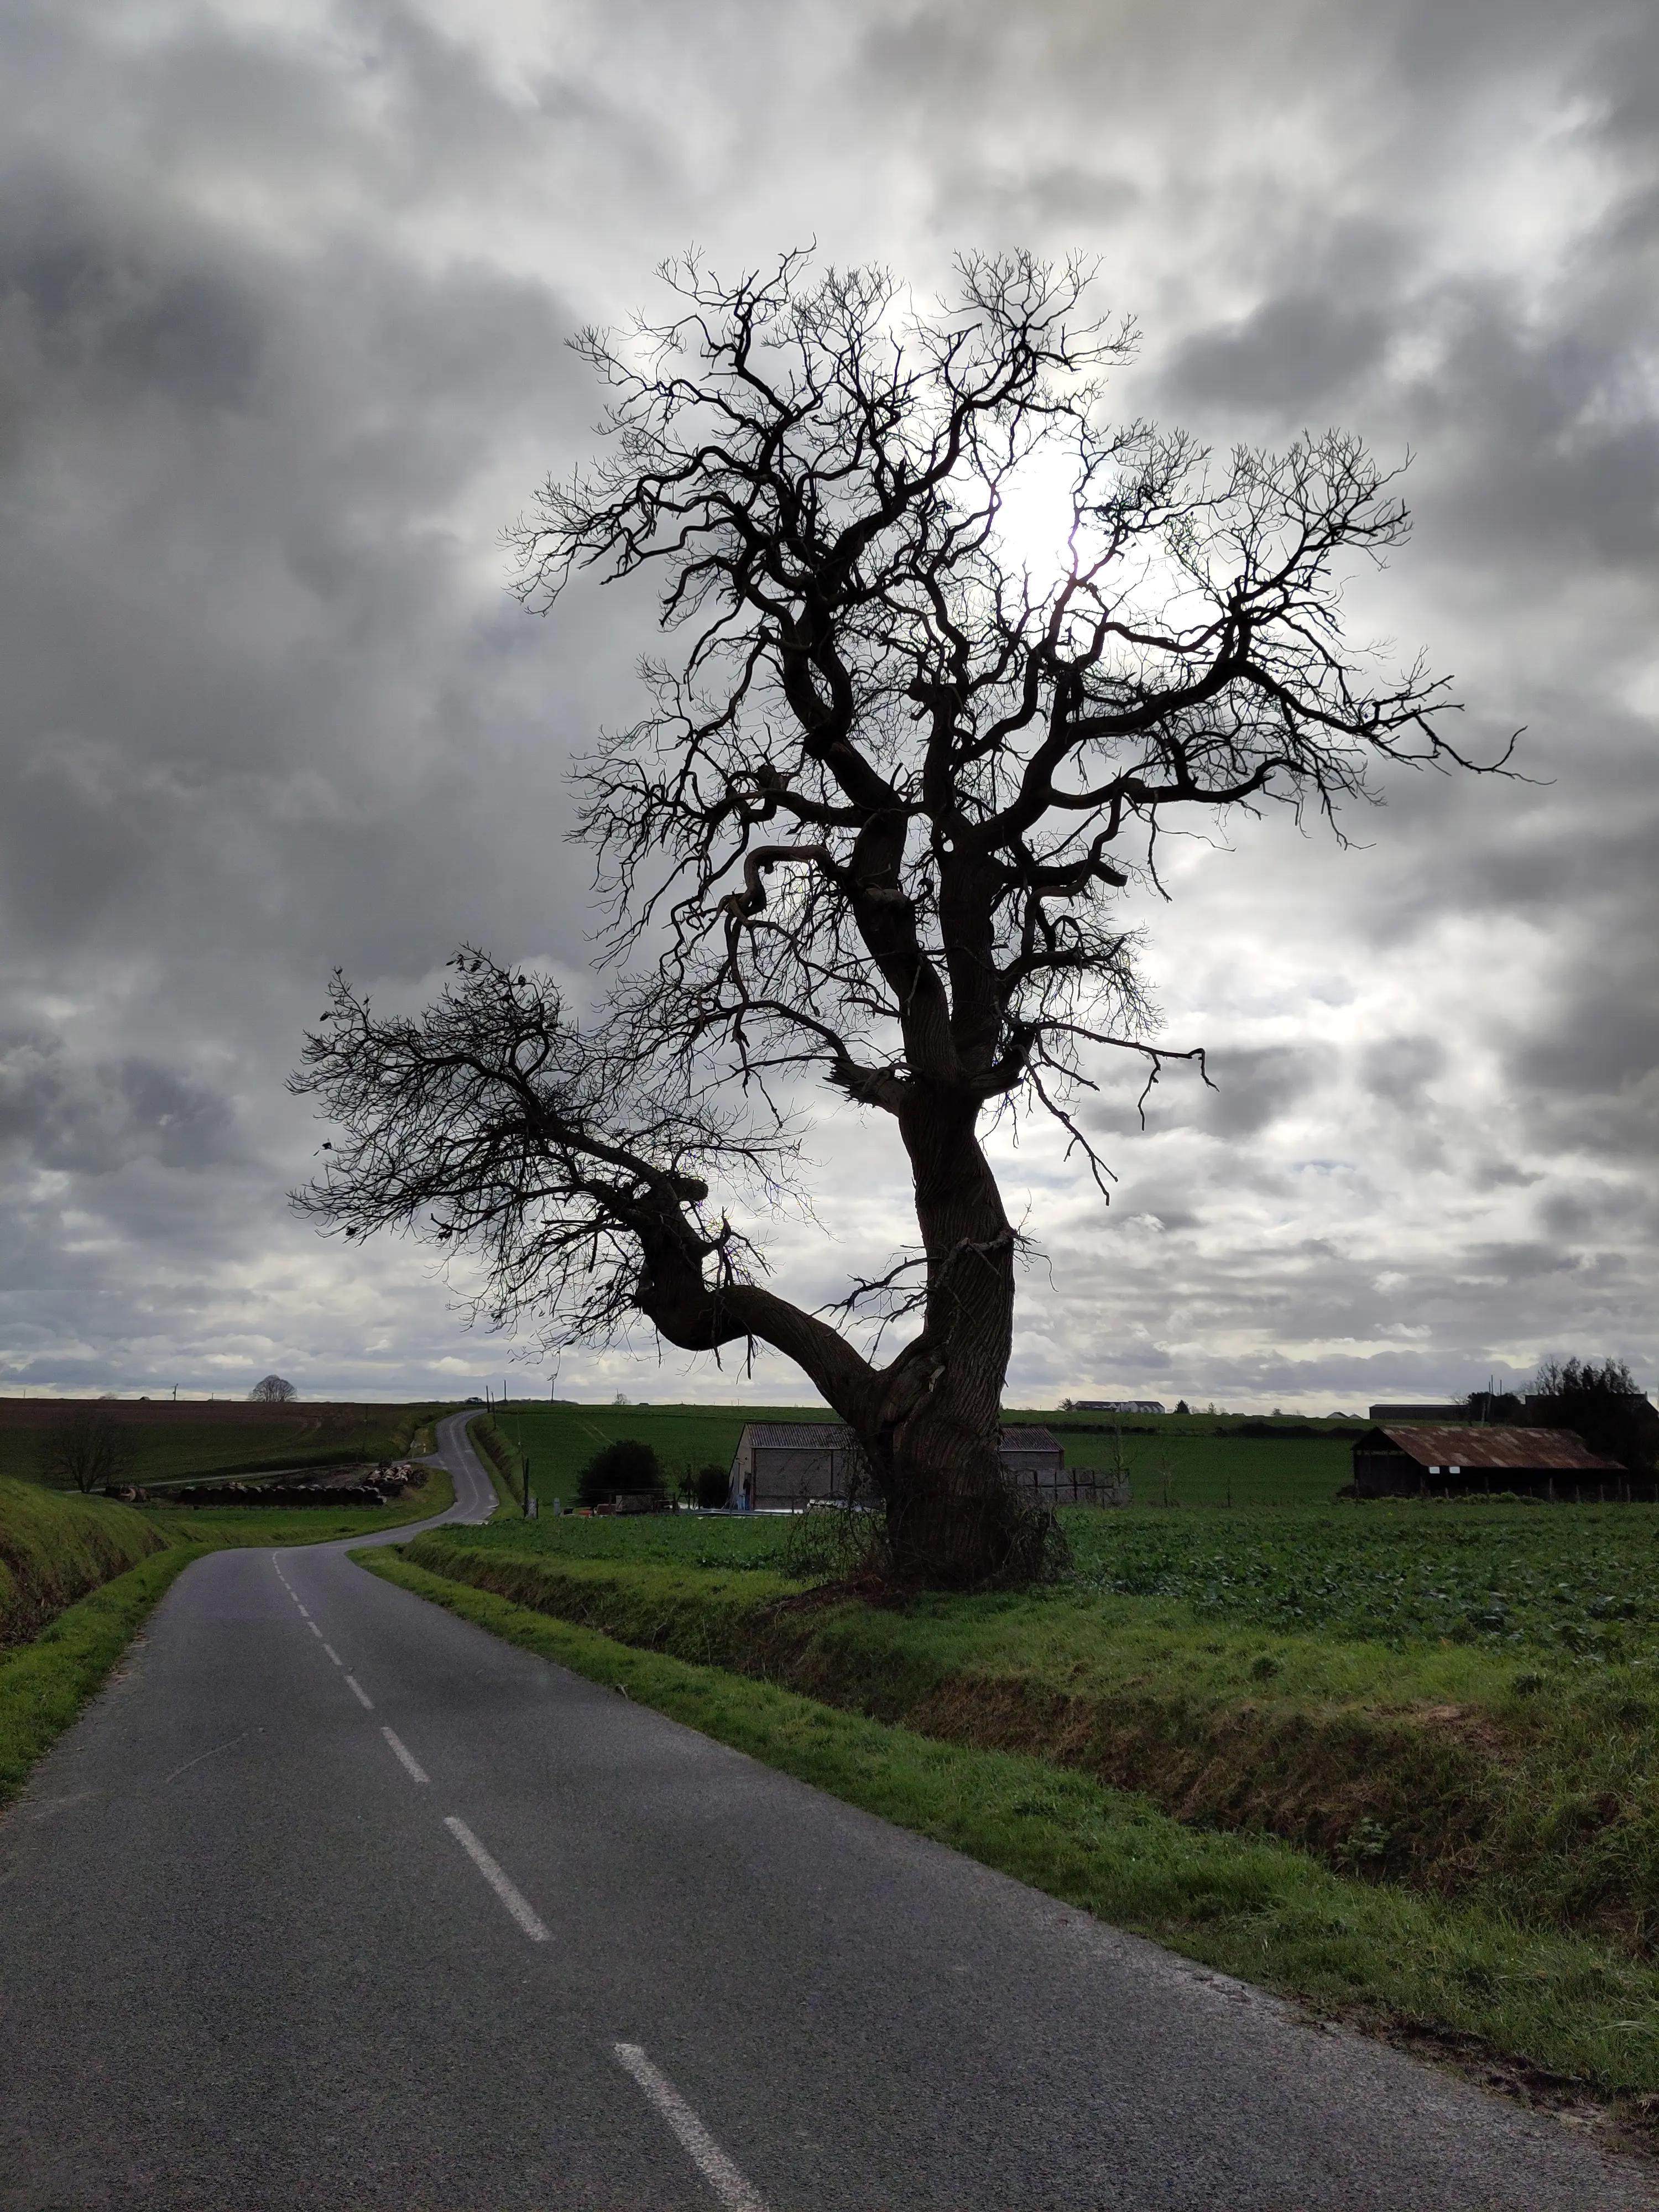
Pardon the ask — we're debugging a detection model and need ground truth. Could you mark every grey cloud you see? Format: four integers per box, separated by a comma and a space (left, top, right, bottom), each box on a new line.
0, 204, 263, 411
1081, 1045, 1331, 1141
1169, 289, 1394, 416
0, 1034, 241, 1174
1199, 1045, 1332, 1138
1360, 1035, 1445, 1110
0, 0, 1652, 1406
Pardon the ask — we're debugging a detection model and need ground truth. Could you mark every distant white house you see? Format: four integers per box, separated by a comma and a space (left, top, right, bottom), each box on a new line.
727, 1422, 1095, 1510
1070, 1399, 1166, 1415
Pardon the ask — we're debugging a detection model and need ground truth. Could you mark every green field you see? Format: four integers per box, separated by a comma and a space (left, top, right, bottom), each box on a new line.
413, 1493, 1659, 1668
483, 1401, 823, 1504
1065, 1503, 1659, 1660
0, 1400, 446, 1491
480, 1401, 1362, 1509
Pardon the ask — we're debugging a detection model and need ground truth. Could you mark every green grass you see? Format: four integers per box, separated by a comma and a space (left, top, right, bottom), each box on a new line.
359, 1547, 1659, 2108
0, 1462, 456, 1808
1044, 1428, 1353, 1506
401, 1500, 1659, 1957
0, 1475, 166, 1645
485, 1402, 831, 1505
0, 1549, 205, 1800
483, 1401, 1363, 1510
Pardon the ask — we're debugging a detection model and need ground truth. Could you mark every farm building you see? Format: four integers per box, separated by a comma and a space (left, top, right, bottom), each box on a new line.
725, 1422, 1105, 1510
726, 1423, 864, 1510
1351, 1424, 1636, 1501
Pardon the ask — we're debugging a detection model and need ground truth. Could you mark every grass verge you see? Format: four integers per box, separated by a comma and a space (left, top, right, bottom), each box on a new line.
403, 1511, 1659, 1958
358, 1546, 1659, 2125
0, 1548, 201, 1800
469, 1415, 524, 1516
0, 1475, 166, 1645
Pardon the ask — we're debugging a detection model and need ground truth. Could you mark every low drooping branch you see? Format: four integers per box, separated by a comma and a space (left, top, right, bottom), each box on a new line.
289, 954, 895, 1425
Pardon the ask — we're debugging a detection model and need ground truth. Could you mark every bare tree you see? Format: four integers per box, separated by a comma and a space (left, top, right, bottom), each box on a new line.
42, 1406, 137, 1494
293, 252, 1496, 1588
1531, 1356, 1658, 1475
248, 1375, 298, 1403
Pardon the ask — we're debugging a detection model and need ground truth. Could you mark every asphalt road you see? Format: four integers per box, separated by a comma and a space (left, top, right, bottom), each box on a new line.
0, 1411, 1651, 2210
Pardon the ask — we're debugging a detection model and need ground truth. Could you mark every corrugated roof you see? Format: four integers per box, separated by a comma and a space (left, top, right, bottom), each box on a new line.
1001, 1426, 1060, 1450
1365, 1425, 1623, 1473
741, 1423, 855, 1452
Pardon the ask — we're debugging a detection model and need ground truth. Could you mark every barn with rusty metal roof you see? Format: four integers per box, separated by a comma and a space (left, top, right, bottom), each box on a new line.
1352, 1423, 1635, 1501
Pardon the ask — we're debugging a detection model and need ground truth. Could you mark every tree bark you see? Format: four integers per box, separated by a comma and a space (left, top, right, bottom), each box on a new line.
867, 1087, 1031, 1586
627, 1085, 1040, 1588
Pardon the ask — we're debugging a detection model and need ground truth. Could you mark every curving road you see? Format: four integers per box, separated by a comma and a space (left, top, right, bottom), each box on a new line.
0, 1411, 1650, 2209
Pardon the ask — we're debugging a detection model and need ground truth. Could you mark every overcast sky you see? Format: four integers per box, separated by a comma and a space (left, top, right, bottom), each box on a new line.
1, 0, 1653, 1410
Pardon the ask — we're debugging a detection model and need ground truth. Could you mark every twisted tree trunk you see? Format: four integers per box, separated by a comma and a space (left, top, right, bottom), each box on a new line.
863, 1089, 1026, 1584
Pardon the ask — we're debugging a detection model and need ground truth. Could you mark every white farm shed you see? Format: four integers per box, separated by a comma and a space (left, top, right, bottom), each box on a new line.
726, 1422, 1070, 1510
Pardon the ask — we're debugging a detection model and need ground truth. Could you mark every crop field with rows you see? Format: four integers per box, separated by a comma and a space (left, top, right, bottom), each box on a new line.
1065, 1504, 1659, 1663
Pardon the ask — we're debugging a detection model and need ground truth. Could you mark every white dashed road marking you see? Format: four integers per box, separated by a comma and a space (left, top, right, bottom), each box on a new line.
442, 1817, 549, 1942
322, 1644, 341, 1666
382, 1728, 429, 1783
345, 1676, 374, 1710
612, 2044, 769, 2211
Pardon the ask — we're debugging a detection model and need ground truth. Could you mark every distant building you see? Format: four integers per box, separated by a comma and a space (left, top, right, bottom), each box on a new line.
997, 1426, 1067, 1495
1352, 1424, 1634, 1501
1070, 1399, 1166, 1415
727, 1423, 863, 1510
726, 1421, 1118, 1509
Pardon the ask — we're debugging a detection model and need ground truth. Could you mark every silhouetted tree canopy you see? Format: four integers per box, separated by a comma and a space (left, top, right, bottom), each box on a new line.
1532, 1356, 1658, 1475
249, 1375, 298, 1403
294, 251, 1496, 1588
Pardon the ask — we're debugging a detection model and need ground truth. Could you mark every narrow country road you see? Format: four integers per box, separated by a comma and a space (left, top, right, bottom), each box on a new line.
0, 1411, 1649, 2210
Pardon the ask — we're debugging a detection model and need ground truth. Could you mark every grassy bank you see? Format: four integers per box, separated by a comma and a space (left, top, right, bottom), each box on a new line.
0, 1461, 455, 1807
468, 1414, 525, 1515
403, 1501, 1659, 1956
0, 1550, 203, 1799
359, 1547, 1659, 2120
0, 1476, 167, 1645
